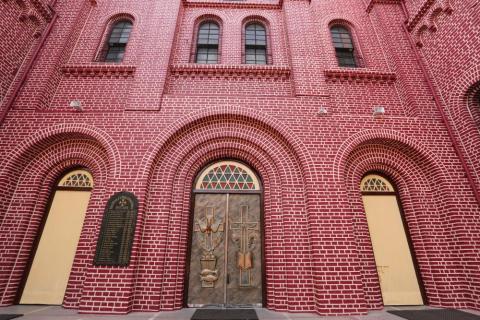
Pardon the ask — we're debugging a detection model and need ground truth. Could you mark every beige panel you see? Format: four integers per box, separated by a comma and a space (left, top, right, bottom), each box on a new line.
20, 190, 91, 305
362, 195, 423, 305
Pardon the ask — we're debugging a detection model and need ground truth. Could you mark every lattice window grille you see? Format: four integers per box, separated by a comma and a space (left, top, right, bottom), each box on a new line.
60, 171, 93, 188
196, 162, 260, 190
361, 175, 394, 192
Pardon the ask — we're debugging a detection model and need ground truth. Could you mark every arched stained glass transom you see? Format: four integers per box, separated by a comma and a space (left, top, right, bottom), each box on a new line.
58, 170, 94, 188
360, 174, 394, 192
195, 161, 260, 191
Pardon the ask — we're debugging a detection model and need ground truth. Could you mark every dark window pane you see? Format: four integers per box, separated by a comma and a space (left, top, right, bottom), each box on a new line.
330, 26, 354, 49
105, 45, 126, 62
335, 48, 357, 67
196, 46, 218, 64
331, 26, 357, 67
244, 23, 268, 64
104, 20, 132, 62
196, 21, 220, 63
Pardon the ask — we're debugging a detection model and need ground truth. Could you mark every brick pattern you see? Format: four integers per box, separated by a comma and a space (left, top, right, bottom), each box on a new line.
0, 0, 479, 316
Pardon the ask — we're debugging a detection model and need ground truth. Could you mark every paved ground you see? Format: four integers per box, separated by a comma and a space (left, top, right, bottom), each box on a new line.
1, 305, 480, 320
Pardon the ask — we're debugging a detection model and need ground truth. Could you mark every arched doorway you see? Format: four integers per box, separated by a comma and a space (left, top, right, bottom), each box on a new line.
19, 169, 93, 305
361, 174, 424, 306
187, 161, 263, 307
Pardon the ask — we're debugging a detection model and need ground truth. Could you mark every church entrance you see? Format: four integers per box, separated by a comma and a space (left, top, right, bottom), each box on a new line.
19, 169, 93, 305
187, 161, 263, 307
361, 174, 424, 306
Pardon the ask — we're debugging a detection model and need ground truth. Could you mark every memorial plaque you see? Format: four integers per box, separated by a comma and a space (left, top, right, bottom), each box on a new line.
94, 191, 138, 266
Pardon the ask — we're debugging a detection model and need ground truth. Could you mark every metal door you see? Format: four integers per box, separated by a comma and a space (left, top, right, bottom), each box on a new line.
187, 193, 262, 307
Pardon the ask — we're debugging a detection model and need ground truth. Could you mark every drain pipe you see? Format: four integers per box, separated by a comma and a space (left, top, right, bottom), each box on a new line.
399, 6, 480, 205
0, 9, 58, 126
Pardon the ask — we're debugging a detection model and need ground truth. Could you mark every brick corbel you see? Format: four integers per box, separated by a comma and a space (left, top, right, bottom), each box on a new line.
28, 0, 54, 22
407, 0, 453, 32
183, 1, 281, 10
366, 0, 402, 13
170, 64, 291, 80
60, 64, 136, 78
324, 69, 396, 84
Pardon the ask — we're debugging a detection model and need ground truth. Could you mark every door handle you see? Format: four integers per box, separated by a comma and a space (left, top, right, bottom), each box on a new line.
227, 274, 230, 284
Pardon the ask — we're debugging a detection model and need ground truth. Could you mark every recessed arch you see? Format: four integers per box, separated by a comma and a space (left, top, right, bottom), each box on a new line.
194, 160, 261, 191
328, 19, 365, 68
18, 168, 94, 305
339, 132, 472, 309
0, 126, 116, 307
133, 108, 320, 312
360, 172, 424, 306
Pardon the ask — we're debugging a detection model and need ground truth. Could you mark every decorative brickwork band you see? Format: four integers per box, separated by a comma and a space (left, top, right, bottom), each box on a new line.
324, 69, 396, 84
61, 65, 136, 78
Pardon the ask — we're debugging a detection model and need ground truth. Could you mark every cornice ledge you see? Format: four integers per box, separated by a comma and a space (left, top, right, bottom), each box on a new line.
61, 64, 136, 78
366, 0, 402, 13
184, 2, 280, 10
28, 0, 55, 22
170, 64, 291, 79
324, 69, 396, 84
406, 0, 452, 31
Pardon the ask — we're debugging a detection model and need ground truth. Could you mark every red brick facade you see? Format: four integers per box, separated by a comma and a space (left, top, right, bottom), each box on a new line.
0, 0, 479, 316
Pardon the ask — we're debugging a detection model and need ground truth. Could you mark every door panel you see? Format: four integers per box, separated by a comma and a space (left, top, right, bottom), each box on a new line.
188, 194, 227, 306
20, 190, 91, 305
226, 194, 262, 305
188, 193, 262, 306
362, 195, 423, 305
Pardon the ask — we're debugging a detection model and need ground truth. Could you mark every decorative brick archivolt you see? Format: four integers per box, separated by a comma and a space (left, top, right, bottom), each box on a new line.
137, 106, 314, 183
0, 123, 120, 181
324, 69, 396, 84
0, 136, 114, 307
336, 129, 480, 310
333, 129, 447, 184
118, 107, 365, 315
0, 123, 119, 308
170, 64, 291, 80
61, 64, 136, 78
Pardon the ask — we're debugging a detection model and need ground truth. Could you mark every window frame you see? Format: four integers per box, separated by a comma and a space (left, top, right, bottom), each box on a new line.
96, 16, 134, 63
194, 20, 221, 64
242, 19, 272, 65
328, 22, 364, 68
243, 22, 269, 65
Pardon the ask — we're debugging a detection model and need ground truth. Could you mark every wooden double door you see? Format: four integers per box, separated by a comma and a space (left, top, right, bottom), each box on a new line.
187, 193, 263, 307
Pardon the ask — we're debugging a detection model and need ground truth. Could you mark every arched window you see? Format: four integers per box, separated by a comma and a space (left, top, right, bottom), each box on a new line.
244, 23, 268, 65
195, 161, 261, 190
195, 21, 220, 64
360, 174, 394, 192
103, 20, 133, 63
330, 26, 357, 68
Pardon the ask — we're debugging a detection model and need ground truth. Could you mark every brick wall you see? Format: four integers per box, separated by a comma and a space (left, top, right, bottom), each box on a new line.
0, 0, 479, 315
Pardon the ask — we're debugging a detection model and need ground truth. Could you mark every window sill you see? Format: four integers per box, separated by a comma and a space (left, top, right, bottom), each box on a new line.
170, 64, 291, 79
61, 64, 136, 78
324, 68, 396, 84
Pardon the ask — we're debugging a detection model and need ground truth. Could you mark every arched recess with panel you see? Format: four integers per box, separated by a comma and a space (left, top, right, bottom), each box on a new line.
19, 170, 93, 305
360, 174, 423, 306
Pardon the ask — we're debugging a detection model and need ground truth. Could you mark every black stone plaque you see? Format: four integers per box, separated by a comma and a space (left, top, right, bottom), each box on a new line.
94, 191, 138, 266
